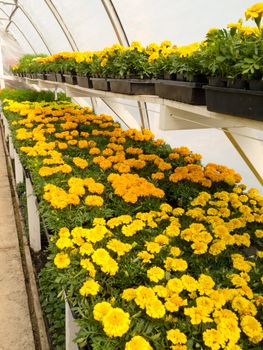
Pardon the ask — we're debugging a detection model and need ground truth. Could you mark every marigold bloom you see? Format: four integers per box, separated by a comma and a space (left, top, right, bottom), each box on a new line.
102, 307, 130, 337
125, 336, 153, 350
54, 252, 70, 269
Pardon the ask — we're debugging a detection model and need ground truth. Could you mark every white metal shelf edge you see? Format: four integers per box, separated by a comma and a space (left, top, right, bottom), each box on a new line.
2, 75, 263, 132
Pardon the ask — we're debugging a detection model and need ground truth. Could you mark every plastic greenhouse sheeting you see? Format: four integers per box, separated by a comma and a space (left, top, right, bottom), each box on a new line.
0, 0, 258, 57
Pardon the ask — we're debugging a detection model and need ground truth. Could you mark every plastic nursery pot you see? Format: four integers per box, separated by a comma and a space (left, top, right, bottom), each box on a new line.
46, 73, 57, 82
163, 72, 177, 80
56, 73, 66, 83
208, 77, 227, 88
90, 77, 110, 91
204, 85, 263, 121
108, 78, 156, 95
185, 74, 208, 84
226, 78, 248, 90
36, 73, 47, 80
155, 79, 206, 105
77, 75, 93, 89
64, 74, 78, 85
248, 79, 263, 91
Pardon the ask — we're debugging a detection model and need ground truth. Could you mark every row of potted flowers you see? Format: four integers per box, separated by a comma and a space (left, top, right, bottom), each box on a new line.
1, 89, 263, 350
12, 3, 263, 118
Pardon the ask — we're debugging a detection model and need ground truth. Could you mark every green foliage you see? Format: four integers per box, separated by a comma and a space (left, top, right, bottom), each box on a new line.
0, 88, 70, 102
38, 258, 66, 350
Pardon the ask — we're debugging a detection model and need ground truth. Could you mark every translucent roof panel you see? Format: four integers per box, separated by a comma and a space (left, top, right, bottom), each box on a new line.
51, 0, 118, 51
113, 0, 258, 46
0, 3, 16, 18
7, 24, 32, 54
16, 0, 72, 53
0, 29, 24, 72
12, 8, 50, 53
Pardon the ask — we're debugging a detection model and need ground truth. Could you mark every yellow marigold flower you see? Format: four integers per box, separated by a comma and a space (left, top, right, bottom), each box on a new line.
160, 203, 173, 212
122, 288, 137, 301
165, 294, 187, 312
89, 147, 101, 155
154, 234, 169, 245
79, 279, 100, 296
232, 296, 257, 316
56, 237, 73, 250
231, 253, 255, 272
209, 240, 226, 256
102, 307, 130, 337
59, 227, 70, 238
184, 307, 212, 325
198, 274, 215, 295
54, 252, 70, 269
196, 296, 214, 313
167, 278, 183, 294
73, 157, 88, 169
257, 250, 263, 258
107, 239, 132, 257
181, 275, 198, 292
191, 241, 208, 255
240, 315, 263, 343
93, 301, 112, 321
245, 3, 263, 20
125, 336, 153, 350
92, 248, 119, 276
255, 229, 263, 238
147, 266, 165, 283
137, 250, 154, 263
151, 172, 165, 180
80, 259, 96, 277
170, 345, 187, 350
153, 285, 168, 298
145, 241, 161, 254
135, 286, 155, 309
170, 246, 181, 257
79, 243, 94, 256
78, 140, 89, 149
145, 297, 166, 318
85, 195, 104, 206
167, 329, 187, 344
164, 258, 188, 272
203, 328, 226, 350
227, 22, 241, 29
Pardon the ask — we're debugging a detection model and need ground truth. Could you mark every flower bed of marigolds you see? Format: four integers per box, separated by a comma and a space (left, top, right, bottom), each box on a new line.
1, 87, 263, 350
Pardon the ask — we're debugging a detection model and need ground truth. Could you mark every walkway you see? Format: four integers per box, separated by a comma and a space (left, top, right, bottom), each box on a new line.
0, 129, 35, 349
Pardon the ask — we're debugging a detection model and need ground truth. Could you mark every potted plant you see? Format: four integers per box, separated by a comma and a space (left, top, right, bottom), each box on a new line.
106, 41, 156, 95
75, 52, 94, 89
204, 3, 263, 121
155, 43, 207, 104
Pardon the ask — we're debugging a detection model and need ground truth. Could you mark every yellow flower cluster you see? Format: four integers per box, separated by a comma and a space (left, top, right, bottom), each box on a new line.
170, 163, 241, 187
93, 302, 130, 337
73, 157, 88, 169
108, 173, 164, 203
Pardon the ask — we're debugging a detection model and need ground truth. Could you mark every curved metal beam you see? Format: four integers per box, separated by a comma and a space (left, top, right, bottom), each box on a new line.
101, 0, 129, 46
5, 3, 17, 30
0, 7, 37, 53
9, 21, 37, 53
43, 0, 79, 51
17, 4, 52, 54
100, 0, 150, 131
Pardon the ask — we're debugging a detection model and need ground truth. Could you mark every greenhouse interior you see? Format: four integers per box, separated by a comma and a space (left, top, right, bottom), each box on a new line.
0, 1, 263, 350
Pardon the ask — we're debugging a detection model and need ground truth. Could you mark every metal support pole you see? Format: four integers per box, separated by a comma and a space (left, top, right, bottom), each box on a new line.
223, 128, 263, 187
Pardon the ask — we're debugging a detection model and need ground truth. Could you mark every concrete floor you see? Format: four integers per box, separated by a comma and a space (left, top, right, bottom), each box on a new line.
0, 129, 35, 349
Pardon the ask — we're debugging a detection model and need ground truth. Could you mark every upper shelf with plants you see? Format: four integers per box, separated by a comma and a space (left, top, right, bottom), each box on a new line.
11, 2, 263, 120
